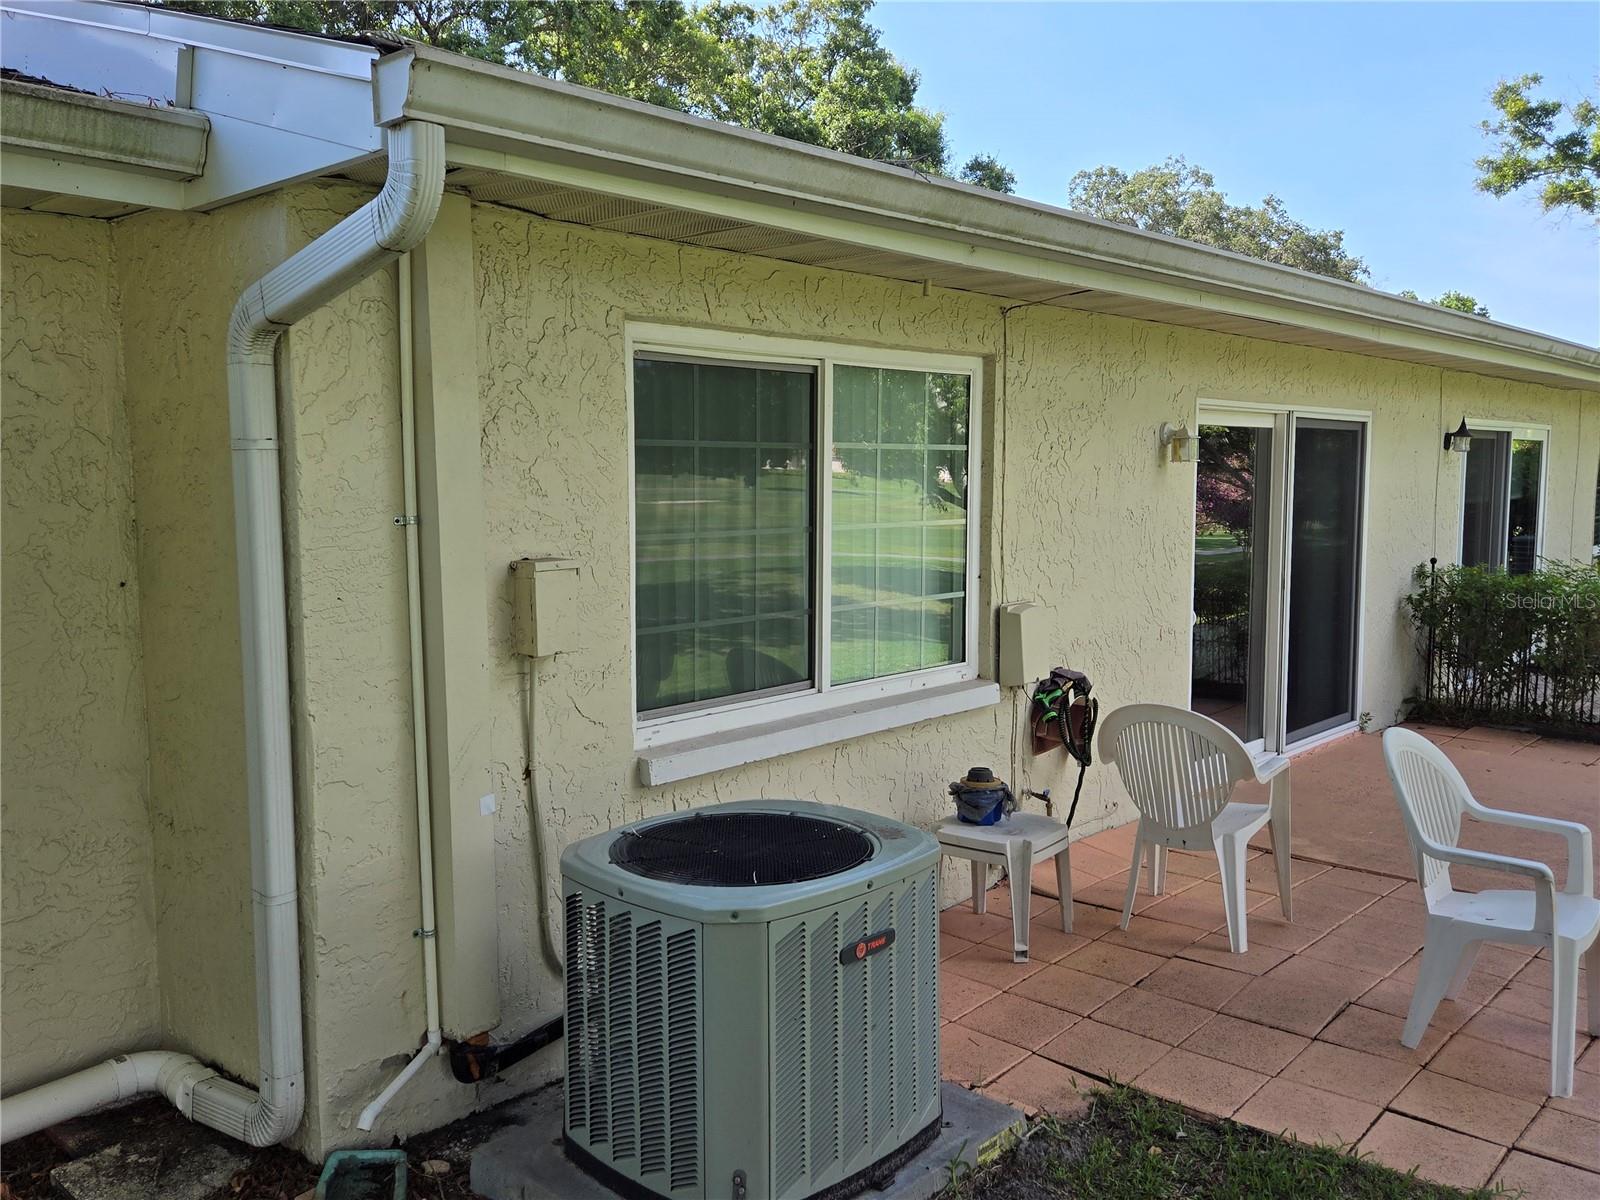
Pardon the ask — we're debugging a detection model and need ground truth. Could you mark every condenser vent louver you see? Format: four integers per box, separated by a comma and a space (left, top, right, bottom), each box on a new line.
561, 802, 942, 1200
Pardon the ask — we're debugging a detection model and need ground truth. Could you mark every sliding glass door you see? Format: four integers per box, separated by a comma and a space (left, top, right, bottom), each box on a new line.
1284, 419, 1365, 742
1191, 408, 1366, 752
1191, 420, 1275, 747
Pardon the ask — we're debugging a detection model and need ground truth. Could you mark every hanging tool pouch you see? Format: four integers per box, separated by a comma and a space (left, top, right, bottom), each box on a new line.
1029, 667, 1099, 827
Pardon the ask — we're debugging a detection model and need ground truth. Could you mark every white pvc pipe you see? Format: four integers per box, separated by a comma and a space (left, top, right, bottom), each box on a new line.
355, 251, 444, 1132
0, 120, 447, 1148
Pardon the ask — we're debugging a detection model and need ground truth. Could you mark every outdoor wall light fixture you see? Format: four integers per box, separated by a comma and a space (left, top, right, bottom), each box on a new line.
1160, 422, 1197, 464
1444, 418, 1474, 454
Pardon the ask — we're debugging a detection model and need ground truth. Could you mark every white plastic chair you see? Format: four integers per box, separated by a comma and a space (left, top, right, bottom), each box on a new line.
1382, 727, 1599, 1097
935, 811, 1072, 962
1098, 703, 1292, 953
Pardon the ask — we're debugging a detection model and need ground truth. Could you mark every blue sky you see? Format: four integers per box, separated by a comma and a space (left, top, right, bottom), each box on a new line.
868, 1, 1599, 345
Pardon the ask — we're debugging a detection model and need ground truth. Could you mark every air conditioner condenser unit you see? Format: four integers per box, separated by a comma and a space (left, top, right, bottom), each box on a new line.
560, 800, 942, 1200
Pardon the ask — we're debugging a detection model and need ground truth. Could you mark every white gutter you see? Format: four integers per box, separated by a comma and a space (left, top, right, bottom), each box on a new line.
357, 252, 444, 1132
0, 119, 446, 1148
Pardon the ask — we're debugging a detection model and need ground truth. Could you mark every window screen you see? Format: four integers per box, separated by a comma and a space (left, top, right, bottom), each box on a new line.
634, 356, 815, 713
830, 366, 969, 684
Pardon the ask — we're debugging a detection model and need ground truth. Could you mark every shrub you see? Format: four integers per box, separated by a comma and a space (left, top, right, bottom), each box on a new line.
1403, 559, 1600, 738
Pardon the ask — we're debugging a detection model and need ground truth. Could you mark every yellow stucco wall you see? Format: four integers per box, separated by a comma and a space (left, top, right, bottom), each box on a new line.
1, 212, 161, 1088
3, 183, 1595, 1160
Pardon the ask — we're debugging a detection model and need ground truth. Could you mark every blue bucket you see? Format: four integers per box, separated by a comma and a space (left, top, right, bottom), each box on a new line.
315, 1149, 407, 1200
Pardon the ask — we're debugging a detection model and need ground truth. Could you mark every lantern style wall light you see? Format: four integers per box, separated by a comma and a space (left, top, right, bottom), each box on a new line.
1160, 422, 1197, 464
1444, 418, 1473, 454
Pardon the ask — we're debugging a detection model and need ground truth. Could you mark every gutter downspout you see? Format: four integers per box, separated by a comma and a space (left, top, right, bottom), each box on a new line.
0, 120, 447, 1148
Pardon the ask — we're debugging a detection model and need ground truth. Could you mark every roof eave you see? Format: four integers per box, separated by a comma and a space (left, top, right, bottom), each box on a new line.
375, 45, 1600, 392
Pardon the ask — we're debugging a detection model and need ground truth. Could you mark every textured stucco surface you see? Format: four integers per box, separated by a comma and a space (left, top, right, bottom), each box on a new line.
114, 195, 292, 1087
2, 182, 1595, 1161
1, 212, 160, 1089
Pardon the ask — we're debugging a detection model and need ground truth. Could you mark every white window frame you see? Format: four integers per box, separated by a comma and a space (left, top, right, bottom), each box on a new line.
627, 324, 984, 752
1454, 419, 1550, 570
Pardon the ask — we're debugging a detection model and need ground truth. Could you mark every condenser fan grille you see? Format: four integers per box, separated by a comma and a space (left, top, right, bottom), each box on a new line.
609, 811, 874, 886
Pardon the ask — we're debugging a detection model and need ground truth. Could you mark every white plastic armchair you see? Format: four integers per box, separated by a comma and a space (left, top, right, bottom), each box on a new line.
1383, 728, 1599, 1097
1098, 703, 1292, 953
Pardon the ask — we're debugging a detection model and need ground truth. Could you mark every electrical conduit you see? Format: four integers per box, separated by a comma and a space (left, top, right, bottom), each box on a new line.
357, 252, 443, 1132
0, 120, 447, 1147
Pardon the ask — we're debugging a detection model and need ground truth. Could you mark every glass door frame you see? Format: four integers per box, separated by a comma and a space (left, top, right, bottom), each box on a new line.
1191, 399, 1372, 756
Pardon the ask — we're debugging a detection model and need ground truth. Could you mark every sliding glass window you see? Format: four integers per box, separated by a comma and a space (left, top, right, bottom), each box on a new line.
633, 338, 978, 728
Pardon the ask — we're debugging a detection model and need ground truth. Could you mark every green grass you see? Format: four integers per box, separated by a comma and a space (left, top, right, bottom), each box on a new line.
940, 1086, 1518, 1200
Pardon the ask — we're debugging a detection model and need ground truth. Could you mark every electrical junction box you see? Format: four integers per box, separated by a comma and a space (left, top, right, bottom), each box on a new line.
997, 601, 1047, 687
509, 557, 579, 657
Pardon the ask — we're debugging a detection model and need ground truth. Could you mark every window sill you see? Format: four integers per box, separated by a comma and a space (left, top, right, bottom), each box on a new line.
636, 678, 1002, 786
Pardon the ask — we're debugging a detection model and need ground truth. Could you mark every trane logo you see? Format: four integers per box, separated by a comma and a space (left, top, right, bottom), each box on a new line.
838, 927, 896, 965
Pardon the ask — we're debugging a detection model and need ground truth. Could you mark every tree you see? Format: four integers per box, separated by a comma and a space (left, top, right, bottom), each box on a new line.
1398, 289, 1490, 318
958, 154, 1016, 193
157, 1, 1008, 179
1476, 73, 1599, 217
1066, 157, 1369, 282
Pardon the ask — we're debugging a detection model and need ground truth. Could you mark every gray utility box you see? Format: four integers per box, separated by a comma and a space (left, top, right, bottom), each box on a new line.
560, 801, 942, 1200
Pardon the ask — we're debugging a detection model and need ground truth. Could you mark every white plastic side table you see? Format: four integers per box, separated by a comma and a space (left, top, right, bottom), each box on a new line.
934, 811, 1073, 961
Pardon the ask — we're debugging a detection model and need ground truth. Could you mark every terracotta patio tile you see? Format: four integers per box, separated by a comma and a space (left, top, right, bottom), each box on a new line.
1161, 849, 1225, 882
957, 992, 1079, 1052
1297, 927, 1417, 978
981, 917, 1092, 964
1493, 980, 1567, 1024
1516, 1107, 1600, 1172
1062, 940, 1165, 985
1455, 725, 1542, 749
980, 1053, 1092, 1119
1391, 1068, 1541, 1146
1141, 881, 1271, 931
1098, 916, 1207, 958
1492, 1151, 1600, 1200
941, 969, 1000, 1021
1131, 1046, 1267, 1119
1355, 1112, 1504, 1191
1291, 876, 1383, 917
942, 1024, 1028, 1088
1245, 851, 1327, 894
939, 933, 976, 961
1514, 954, 1589, 992
1234, 1078, 1381, 1147
1311, 866, 1406, 896
1472, 942, 1541, 980
1513, 737, 1600, 766
1063, 902, 1122, 940
1578, 1039, 1599, 1074
988, 883, 1058, 922
943, 941, 1049, 990
1358, 976, 1480, 1033
1139, 957, 1251, 1009
1093, 986, 1214, 1045
1062, 842, 1137, 884
1329, 910, 1428, 955
1009, 963, 1127, 1016
1461, 1005, 1573, 1061
1180, 1013, 1311, 1075
1178, 932, 1293, 975
939, 905, 1013, 944
1238, 913, 1329, 953
1279, 1041, 1418, 1106
1073, 874, 1183, 915
1429, 1033, 1552, 1104
1081, 822, 1140, 857
1548, 1066, 1600, 1120
1038, 1017, 1169, 1083
1398, 721, 1465, 742
1222, 975, 1348, 1037
1318, 1003, 1447, 1064
1030, 857, 1097, 901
